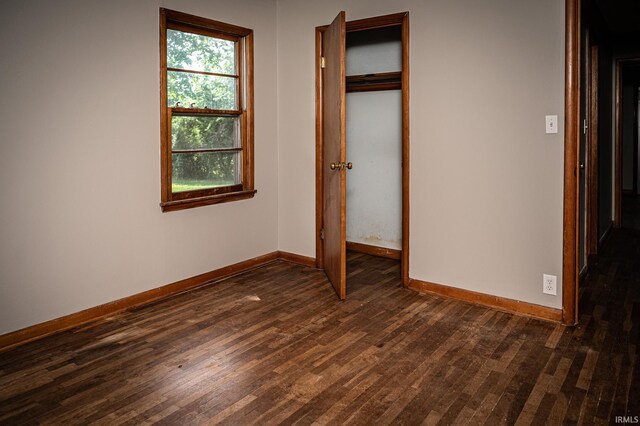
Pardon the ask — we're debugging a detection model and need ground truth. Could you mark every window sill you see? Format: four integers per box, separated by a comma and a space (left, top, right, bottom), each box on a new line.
160, 189, 256, 212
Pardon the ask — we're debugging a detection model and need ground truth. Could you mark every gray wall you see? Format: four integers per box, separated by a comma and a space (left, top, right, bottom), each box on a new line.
277, 0, 566, 309
345, 31, 403, 250
346, 91, 402, 249
0, 0, 279, 334
0, 0, 570, 335
346, 28, 402, 76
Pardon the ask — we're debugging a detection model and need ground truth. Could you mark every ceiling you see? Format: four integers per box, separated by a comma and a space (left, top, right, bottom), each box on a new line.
594, 0, 640, 34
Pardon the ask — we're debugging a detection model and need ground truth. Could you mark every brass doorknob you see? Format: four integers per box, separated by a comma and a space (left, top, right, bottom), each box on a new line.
330, 162, 353, 171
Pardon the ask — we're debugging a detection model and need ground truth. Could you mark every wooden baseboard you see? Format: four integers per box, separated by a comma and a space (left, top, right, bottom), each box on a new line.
346, 241, 401, 260
5, 250, 563, 349
407, 278, 563, 323
0, 252, 294, 352
277, 251, 317, 268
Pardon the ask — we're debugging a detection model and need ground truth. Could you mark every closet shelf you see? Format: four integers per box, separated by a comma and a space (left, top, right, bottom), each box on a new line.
346, 71, 401, 93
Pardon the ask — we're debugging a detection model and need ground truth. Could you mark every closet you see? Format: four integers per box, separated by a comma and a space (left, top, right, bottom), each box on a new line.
345, 26, 403, 260
315, 12, 409, 300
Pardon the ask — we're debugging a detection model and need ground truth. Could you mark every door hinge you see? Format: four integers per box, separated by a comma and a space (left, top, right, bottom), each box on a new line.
320, 228, 325, 240
321, 57, 326, 69
583, 119, 588, 135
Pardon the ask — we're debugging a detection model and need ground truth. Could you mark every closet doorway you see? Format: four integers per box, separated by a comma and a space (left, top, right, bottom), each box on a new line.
315, 12, 409, 299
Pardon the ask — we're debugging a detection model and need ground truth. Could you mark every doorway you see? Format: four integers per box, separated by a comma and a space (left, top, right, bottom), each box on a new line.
615, 59, 640, 230
314, 12, 410, 299
564, 0, 640, 325
578, 27, 601, 277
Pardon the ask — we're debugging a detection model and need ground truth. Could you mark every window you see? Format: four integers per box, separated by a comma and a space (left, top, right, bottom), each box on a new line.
160, 9, 255, 212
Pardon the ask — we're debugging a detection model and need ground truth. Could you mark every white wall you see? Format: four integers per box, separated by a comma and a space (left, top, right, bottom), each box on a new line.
346, 31, 402, 76
277, 0, 565, 309
0, 0, 278, 334
0, 0, 568, 335
346, 91, 402, 249
346, 35, 403, 250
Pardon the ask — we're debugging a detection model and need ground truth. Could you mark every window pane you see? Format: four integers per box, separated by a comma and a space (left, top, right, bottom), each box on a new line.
167, 29, 235, 75
172, 152, 241, 192
168, 71, 236, 110
172, 116, 239, 150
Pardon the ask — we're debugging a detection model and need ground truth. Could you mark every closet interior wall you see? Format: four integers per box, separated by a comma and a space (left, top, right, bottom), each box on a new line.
345, 27, 403, 251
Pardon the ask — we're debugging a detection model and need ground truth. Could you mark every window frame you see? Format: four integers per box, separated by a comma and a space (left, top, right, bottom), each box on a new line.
159, 8, 255, 212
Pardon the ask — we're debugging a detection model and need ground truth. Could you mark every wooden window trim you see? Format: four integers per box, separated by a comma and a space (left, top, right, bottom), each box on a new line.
159, 8, 255, 212
166, 68, 239, 79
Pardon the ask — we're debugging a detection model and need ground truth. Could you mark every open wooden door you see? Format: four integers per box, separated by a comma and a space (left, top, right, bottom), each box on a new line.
578, 29, 589, 274
322, 11, 347, 299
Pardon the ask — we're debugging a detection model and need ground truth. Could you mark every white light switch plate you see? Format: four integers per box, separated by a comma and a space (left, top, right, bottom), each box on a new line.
545, 115, 558, 134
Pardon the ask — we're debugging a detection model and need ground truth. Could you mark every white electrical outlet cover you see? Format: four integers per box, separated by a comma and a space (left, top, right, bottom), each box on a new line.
543, 274, 557, 295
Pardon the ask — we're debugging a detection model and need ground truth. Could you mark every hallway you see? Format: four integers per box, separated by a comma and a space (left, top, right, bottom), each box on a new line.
575, 227, 640, 421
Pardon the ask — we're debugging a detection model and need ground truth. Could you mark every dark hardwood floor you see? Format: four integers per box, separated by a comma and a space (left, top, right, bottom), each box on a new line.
1, 232, 639, 425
